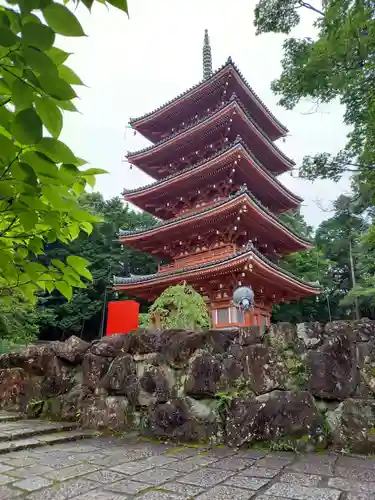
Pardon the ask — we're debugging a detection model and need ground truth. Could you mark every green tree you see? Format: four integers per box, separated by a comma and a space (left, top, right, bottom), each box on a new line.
0, 0, 128, 302
37, 192, 158, 341
149, 283, 211, 330
272, 210, 334, 322
254, 0, 375, 195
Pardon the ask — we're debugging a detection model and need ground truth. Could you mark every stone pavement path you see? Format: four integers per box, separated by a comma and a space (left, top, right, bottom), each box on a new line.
0, 413, 374, 499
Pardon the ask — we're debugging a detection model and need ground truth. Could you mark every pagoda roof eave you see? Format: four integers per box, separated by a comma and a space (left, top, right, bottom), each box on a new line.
123, 141, 303, 209
129, 59, 288, 137
118, 188, 313, 250
113, 245, 321, 296
127, 99, 294, 171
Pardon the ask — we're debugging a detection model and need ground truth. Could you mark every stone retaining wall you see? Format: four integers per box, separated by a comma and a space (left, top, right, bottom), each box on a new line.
1, 320, 375, 453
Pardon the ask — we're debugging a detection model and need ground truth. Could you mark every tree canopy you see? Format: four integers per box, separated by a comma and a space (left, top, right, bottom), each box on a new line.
0, 0, 128, 303
254, 0, 375, 192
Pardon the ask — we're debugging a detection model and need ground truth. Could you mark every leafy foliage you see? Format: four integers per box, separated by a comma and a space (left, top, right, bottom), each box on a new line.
36, 192, 158, 341
0, 293, 38, 353
149, 283, 211, 330
0, 0, 128, 302
253, 0, 375, 204
273, 200, 375, 322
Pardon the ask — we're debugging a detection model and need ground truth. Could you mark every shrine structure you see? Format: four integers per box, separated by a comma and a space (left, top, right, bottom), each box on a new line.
113, 31, 320, 328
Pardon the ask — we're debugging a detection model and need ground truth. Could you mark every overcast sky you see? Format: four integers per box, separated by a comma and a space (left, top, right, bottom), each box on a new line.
60, 0, 351, 227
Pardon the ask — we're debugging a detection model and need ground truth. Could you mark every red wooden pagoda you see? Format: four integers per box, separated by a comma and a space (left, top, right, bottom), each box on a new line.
113, 31, 320, 328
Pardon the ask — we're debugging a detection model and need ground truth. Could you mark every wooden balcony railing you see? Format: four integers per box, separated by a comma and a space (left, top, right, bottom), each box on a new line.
158, 245, 236, 274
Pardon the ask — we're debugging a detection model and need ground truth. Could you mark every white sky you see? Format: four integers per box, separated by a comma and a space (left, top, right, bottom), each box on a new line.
60, 0, 351, 227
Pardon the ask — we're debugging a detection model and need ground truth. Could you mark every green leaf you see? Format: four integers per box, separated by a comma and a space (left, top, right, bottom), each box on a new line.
68, 222, 80, 239
82, 167, 107, 175
84, 174, 95, 188
55, 280, 72, 300
0, 106, 12, 130
0, 133, 17, 163
0, 78, 11, 95
107, 0, 129, 14
45, 47, 70, 66
19, 211, 38, 231
39, 72, 76, 100
22, 22, 55, 50
54, 98, 78, 112
23, 46, 58, 76
80, 0, 94, 10
58, 64, 84, 85
66, 255, 89, 272
34, 96, 63, 138
11, 162, 37, 183
80, 221, 93, 234
43, 3, 86, 37
12, 79, 34, 110
12, 108, 42, 144
21, 151, 59, 178
0, 26, 19, 46
36, 137, 76, 163
51, 259, 65, 272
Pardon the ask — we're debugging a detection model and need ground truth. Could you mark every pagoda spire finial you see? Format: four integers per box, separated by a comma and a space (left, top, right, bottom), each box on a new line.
202, 29, 212, 80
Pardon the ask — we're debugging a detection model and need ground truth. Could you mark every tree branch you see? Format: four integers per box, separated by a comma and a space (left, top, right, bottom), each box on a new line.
297, 0, 324, 16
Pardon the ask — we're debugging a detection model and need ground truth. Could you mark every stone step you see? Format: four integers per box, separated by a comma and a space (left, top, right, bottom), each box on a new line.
0, 411, 22, 423
0, 429, 94, 454
0, 420, 79, 442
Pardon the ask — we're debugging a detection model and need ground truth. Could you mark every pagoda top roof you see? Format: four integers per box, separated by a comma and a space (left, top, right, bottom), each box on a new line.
119, 186, 312, 249
127, 98, 294, 176
113, 243, 320, 293
124, 139, 302, 209
129, 58, 288, 139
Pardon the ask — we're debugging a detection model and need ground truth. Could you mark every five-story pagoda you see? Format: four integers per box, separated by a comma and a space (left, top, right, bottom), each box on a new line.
113, 31, 320, 328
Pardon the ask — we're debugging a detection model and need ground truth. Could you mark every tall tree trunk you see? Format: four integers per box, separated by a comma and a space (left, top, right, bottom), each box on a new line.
349, 237, 360, 320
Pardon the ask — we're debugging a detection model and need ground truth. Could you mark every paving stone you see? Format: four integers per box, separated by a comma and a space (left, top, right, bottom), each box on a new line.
91, 450, 157, 466
1, 457, 36, 467
265, 483, 342, 499
201, 448, 236, 459
0, 473, 14, 485
161, 481, 205, 497
336, 456, 372, 469
0, 485, 23, 499
71, 492, 128, 500
237, 450, 266, 459
136, 492, 182, 500
131, 467, 180, 485
164, 454, 218, 474
287, 460, 334, 476
0, 464, 13, 473
104, 479, 153, 494
257, 457, 293, 469
240, 466, 280, 478
24, 478, 97, 500
328, 477, 375, 493
335, 466, 375, 482
84, 469, 127, 484
280, 472, 322, 486
111, 460, 155, 476
224, 475, 270, 490
177, 468, 235, 487
213, 457, 255, 471
12, 476, 53, 492
256, 496, 289, 500
164, 447, 200, 459
141, 455, 178, 467
6, 464, 55, 478
196, 485, 255, 499
347, 495, 375, 500
44, 462, 100, 481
